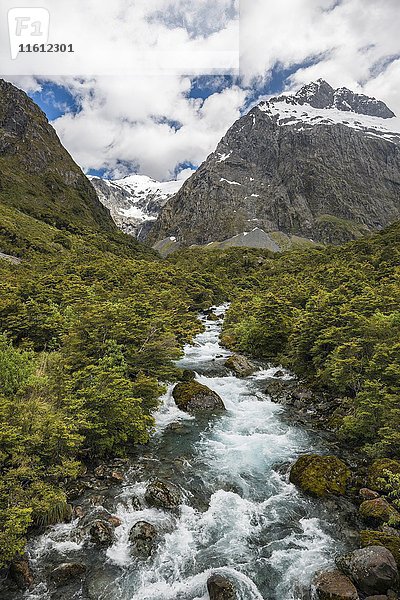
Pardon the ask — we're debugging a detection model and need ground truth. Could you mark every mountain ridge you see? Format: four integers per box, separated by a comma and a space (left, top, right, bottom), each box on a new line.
148, 79, 400, 249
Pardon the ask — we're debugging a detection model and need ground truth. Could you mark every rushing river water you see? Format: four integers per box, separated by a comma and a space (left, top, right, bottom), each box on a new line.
18, 306, 356, 600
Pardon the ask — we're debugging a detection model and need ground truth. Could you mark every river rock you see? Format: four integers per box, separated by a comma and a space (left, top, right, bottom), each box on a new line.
145, 479, 182, 509
289, 454, 350, 497
172, 381, 225, 413
368, 460, 400, 492
224, 354, 256, 377
207, 574, 237, 599
336, 546, 399, 595
89, 519, 115, 546
361, 530, 400, 567
360, 498, 400, 527
360, 489, 381, 501
50, 563, 86, 587
129, 521, 157, 557
207, 313, 220, 321
179, 369, 196, 382
9, 555, 34, 590
313, 570, 359, 600
274, 369, 285, 378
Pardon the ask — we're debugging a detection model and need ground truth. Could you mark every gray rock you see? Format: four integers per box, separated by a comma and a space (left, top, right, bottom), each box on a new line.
207, 574, 237, 600
50, 563, 86, 587
89, 519, 115, 546
313, 570, 359, 600
129, 521, 157, 557
336, 546, 399, 595
224, 354, 256, 377
145, 479, 182, 509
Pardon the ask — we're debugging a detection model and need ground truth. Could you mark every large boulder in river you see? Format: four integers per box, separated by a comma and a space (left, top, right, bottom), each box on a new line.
129, 521, 157, 557
289, 454, 350, 497
172, 381, 225, 414
313, 570, 359, 600
224, 354, 256, 377
145, 479, 182, 509
336, 546, 399, 595
207, 574, 237, 599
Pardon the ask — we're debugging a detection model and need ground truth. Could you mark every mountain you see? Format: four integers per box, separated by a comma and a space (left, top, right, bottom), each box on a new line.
0, 78, 118, 256
90, 174, 186, 240
149, 79, 400, 249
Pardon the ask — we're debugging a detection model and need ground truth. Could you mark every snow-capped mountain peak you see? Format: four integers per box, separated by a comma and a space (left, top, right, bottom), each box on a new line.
89, 172, 192, 239
257, 80, 400, 144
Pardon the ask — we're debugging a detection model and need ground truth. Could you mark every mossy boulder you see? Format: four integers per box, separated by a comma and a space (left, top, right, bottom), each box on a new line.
289, 454, 351, 497
224, 354, 256, 377
172, 381, 225, 414
179, 369, 196, 382
361, 530, 400, 567
368, 460, 400, 493
359, 498, 400, 527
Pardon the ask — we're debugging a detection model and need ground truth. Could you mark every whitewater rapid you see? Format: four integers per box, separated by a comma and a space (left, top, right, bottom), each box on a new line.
22, 305, 353, 600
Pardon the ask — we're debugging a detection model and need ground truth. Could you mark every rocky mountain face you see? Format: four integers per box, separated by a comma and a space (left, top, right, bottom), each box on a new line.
0, 79, 116, 255
90, 175, 185, 240
149, 79, 400, 249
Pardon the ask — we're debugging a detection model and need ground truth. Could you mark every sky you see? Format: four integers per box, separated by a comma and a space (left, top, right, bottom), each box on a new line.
2, 0, 400, 181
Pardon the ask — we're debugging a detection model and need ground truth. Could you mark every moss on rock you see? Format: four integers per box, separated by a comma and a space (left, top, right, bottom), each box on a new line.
359, 498, 400, 527
172, 381, 225, 414
360, 530, 400, 567
289, 454, 351, 497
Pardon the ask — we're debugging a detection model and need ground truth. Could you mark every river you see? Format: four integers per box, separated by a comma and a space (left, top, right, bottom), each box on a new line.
20, 305, 356, 600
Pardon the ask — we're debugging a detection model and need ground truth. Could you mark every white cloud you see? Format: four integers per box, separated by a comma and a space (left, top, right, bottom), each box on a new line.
53, 79, 245, 180
3, 0, 399, 180
241, 0, 400, 114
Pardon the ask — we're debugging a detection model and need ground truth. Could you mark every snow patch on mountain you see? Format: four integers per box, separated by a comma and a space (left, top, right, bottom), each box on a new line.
258, 80, 400, 144
89, 170, 193, 239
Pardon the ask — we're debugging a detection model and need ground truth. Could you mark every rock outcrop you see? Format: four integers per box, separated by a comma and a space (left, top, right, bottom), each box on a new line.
129, 521, 157, 557
207, 574, 237, 600
49, 563, 86, 588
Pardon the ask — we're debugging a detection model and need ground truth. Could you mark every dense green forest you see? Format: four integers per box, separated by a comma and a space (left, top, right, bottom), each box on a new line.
0, 240, 248, 565
1, 218, 399, 566
222, 222, 400, 459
